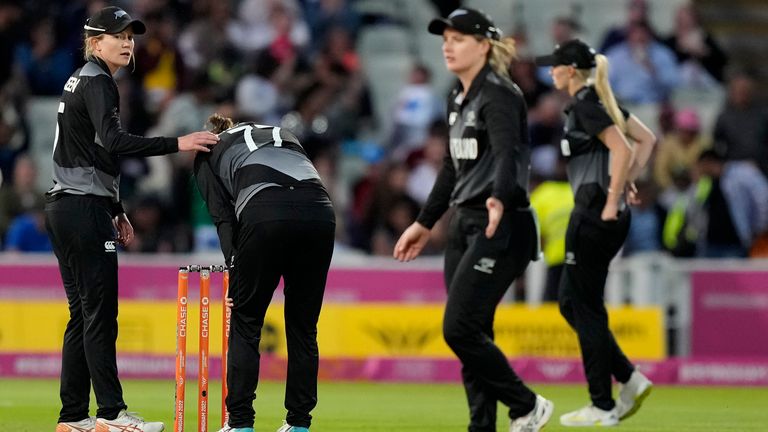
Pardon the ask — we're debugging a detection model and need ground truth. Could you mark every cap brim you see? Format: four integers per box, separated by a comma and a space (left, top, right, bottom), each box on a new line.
111, 19, 146, 35
130, 20, 146, 35
427, 18, 451, 35
534, 54, 559, 66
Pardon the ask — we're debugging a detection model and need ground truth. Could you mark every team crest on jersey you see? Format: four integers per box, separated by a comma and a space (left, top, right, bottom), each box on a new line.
449, 112, 458, 126
465, 111, 476, 127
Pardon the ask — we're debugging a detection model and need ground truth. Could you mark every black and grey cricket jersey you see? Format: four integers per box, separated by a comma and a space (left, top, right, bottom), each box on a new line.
193, 122, 333, 261
561, 85, 628, 207
417, 65, 531, 228
47, 57, 178, 213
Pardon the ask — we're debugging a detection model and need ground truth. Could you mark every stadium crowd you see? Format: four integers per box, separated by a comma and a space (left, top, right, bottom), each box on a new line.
0, 0, 767, 261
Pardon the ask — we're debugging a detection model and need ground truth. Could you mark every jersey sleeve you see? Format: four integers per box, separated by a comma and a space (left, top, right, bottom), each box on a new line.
480, 86, 525, 208
193, 154, 237, 265
83, 76, 178, 156
573, 100, 617, 137
416, 149, 455, 229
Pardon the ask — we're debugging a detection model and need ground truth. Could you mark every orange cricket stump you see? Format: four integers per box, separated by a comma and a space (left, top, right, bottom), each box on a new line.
175, 265, 229, 432
222, 269, 231, 426
175, 268, 189, 432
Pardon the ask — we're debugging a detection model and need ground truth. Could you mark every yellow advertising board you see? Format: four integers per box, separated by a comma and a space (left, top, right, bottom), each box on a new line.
0, 302, 665, 360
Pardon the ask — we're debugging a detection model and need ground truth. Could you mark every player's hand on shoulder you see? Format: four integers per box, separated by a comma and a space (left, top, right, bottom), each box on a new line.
178, 131, 220, 152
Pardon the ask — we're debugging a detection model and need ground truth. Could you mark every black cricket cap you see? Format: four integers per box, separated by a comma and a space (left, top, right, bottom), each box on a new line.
84, 6, 146, 36
428, 8, 501, 41
535, 39, 596, 69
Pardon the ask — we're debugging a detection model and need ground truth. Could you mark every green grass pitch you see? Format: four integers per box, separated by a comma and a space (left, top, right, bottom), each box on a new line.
1, 378, 766, 431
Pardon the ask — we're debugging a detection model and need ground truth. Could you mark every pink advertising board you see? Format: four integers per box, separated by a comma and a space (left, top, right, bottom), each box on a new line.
0, 259, 445, 303
691, 271, 768, 357
4, 353, 767, 385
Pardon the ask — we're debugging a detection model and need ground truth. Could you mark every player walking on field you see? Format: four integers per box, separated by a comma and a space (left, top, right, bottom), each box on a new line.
47, 6, 218, 432
195, 114, 335, 432
535, 39, 656, 426
394, 8, 553, 432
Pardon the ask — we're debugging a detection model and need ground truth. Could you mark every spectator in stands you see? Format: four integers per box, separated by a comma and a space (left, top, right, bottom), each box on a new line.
370, 194, 420, 256
605, 20, 680, 104
406, 120, 448, 205
537, 16, 582, 84
360, 161, 413, 253
123, 196, 179, 253
231, 0, 309, 55
389, 63, 443, 160
310, 24, 370, 140
663, 2, 727, 87
177, 0, 237, 75
4, 201, 51, 252
529, 156, 573, 301
528, 92, 568, 181
0, 0, 23, 86
0, 88, 28, 185
599, 0, 657, 52
510, 57, 550, 109
13, 16, 74, 96
623, 179, 665, 256
132, 9, 184, 115
688, 150, 768, 258
236, 50, 283, 125
653, 108, 711, 189
0, 154, 44, 247
528, 91, 567, 149
714, 72, 768, 175
395, 9, 554, 432
304, 0, 359, 54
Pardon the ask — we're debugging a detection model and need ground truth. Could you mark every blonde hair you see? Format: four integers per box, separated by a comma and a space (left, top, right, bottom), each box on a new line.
575, 54, 627, 134
206, 113, 234, 134
83, 34, 103, 61
487, 37, 517, 79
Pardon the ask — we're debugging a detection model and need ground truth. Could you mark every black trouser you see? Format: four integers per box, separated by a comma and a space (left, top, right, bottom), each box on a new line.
443, 207, 538, 432
226, 210, 335, 428
543, 264, 564, 302
45, 195, 127, 422
559, 207, 634, 410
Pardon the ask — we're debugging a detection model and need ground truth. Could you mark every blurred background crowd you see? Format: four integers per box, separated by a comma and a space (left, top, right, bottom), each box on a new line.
0, 0, 767, 266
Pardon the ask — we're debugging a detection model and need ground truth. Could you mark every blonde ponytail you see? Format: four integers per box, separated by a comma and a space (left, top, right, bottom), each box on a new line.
593, 54, 627, 134
487, 37, 517, 80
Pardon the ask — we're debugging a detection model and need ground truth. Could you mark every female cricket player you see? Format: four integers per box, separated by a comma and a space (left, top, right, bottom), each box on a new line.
195, 114, 335, 432
47, 6, 217, 432
394, 8, 553, 432
535, 39, 656, 426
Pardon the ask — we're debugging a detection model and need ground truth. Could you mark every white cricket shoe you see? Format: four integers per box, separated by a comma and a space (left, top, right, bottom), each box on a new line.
56, 417, 96, 432
276, 421, 309, 431
95, 410, 164, 432
216, 425, 253, 432
616, 370, 653, 420
510, 394, 554, 432
560, 404, 618, 427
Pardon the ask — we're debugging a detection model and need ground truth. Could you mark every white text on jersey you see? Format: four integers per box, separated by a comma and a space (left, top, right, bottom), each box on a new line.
450, 138, 478, 160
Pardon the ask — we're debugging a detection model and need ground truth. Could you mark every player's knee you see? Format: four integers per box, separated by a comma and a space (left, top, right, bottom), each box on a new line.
442, 317, 473, 349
